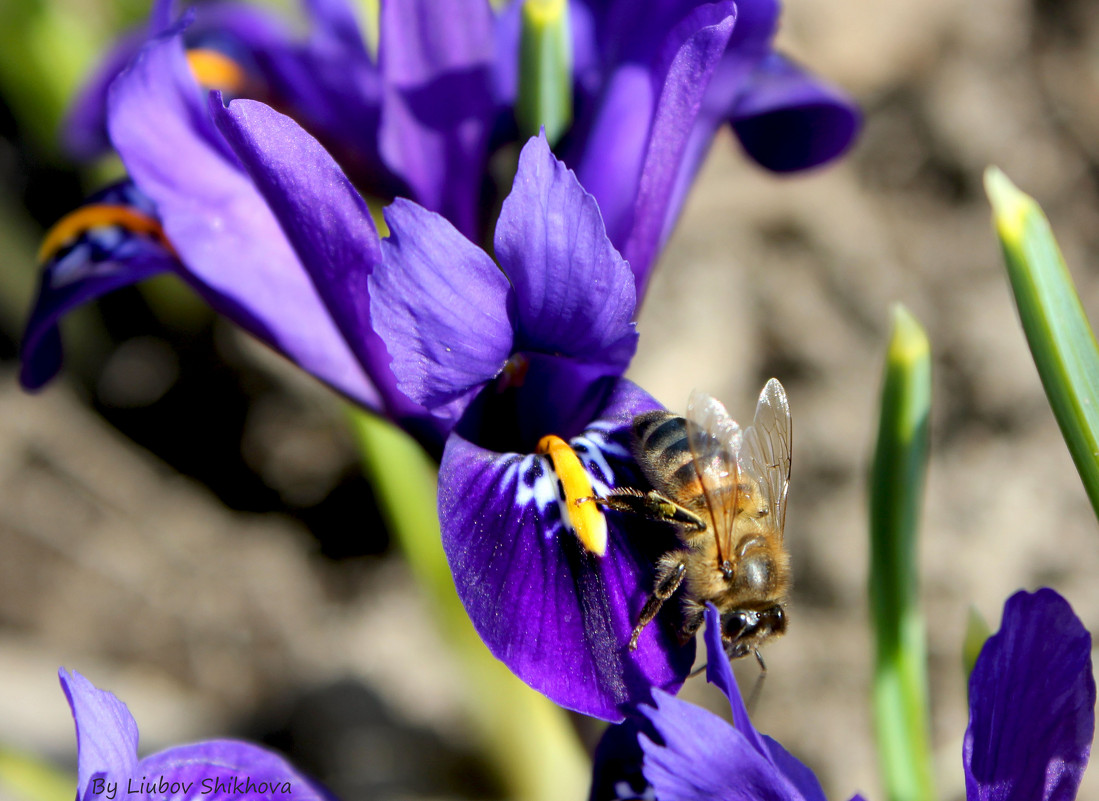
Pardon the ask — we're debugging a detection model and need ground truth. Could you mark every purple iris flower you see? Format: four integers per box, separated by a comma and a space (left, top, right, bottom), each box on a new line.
23, 0, 859, 409
59, 669, 333, 801
368, 130, 695, 720
590, 589, 1094, 801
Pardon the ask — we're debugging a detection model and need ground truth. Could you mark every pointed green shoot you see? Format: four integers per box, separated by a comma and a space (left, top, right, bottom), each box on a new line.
869, 304, 936, 801
985, 167, 1099, 521
516, 0, 573, 145
348, 410, 589, 801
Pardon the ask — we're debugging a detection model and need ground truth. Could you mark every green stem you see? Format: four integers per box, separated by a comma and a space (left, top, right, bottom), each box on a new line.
348, 410, 589, 801
516, 0, 573, 145
868, 305, 936, 801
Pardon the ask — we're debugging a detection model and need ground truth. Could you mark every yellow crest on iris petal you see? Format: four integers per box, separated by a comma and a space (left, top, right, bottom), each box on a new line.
537, 434, 607, 556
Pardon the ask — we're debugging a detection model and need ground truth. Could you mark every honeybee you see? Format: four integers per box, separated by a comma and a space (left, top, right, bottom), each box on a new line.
597, 379, 792, 665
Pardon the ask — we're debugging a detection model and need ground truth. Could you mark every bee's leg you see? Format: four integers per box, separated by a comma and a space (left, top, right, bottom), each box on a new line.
679, 602, 705, 646
584, 487, 706, 531
629, 552, 688, 651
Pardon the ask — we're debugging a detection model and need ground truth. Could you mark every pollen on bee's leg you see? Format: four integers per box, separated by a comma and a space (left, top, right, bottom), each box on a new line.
38, 205, 172, 264
536, 434, 607, 556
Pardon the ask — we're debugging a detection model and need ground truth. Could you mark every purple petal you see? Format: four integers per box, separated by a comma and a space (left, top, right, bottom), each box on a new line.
588, 717, 654, 801
571, 1, 736, 295
107, 30, 381, 411
21, 181, 175, 390
439, 379, 694, 720
640, 690, 806, 801
210, 96, 425, 424
702, 604, 767, 755
619, 1, 736, 296
371, 199, 514, 415
377, 0, 495, 239
59, 669, 139, 801
495, 134, 637, 368
964, 588, 1095, 801
731, 53, 860, 173
701, 606, 827, 801
134, 741, 333, 801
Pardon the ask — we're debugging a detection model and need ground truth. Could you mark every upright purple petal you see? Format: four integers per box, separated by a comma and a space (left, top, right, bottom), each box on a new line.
619, 2, 735, 296
210, 96, 426, 426
731, 53, 860, 173
107, 30, 381, 410
495, 134, 637, 370
439, 379, 693, 720
965, 588, 1095, 801
60, 670, 139, 801
378, 0, 496, 239
571, 1, 736, 294
371, 199, 514, 416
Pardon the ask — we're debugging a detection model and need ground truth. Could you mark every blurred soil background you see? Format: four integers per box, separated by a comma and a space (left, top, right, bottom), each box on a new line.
1, 0, 1099, 799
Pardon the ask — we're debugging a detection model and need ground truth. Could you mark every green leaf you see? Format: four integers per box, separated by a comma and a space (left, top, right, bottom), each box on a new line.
985, 167, 1099, 521
516, 0, 573, 145
348, 410, 589, 801
869, 304, 936, 801
0, 748, 74, 801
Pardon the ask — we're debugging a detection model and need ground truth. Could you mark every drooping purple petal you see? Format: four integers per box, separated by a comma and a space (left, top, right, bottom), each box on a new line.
135, 741, 333, 801
21, 181, 175, 390
371, 198, 514, 416
62, 670, 334, 801
377, 0, 496, 239
107, 29, 381, 410
210, 95, 428, 427
439, 379, 694, 720
60, 669, 139, 801
588, 716, 654, 801
496, 134, 637, 369
731, 53, 860, 173
641, 688, 808, 801
964, 588, 1095, 801
701, 605, 828, 801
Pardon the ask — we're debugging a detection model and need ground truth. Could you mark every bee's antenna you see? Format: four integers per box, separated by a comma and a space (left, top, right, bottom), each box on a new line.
688, 661, 708, 679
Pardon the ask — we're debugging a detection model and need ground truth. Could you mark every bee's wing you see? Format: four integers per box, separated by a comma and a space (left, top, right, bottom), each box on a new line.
685, 389, 743, 566
739, 378, 792, 533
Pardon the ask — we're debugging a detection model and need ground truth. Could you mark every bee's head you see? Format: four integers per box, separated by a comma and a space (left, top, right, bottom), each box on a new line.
721, 604, 787, 658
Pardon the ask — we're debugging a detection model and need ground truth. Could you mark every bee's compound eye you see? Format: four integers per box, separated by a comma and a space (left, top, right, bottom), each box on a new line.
756, 605, 787, 638
722, 609, 758, 642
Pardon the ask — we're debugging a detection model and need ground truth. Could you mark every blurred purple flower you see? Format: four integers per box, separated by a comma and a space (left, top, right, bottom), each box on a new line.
24, 0, 858, 413
369, 132, 695, 720
590, 589, 1094, 801
59, 669, 333, 801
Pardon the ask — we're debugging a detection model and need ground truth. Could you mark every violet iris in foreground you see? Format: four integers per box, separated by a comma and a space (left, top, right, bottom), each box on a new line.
591, 589, 1094, 801
369, 132, 693, 720
59, 669, 331, 801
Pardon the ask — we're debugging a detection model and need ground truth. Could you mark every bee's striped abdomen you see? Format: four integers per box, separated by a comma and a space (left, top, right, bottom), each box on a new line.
632, 412, 704, 508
